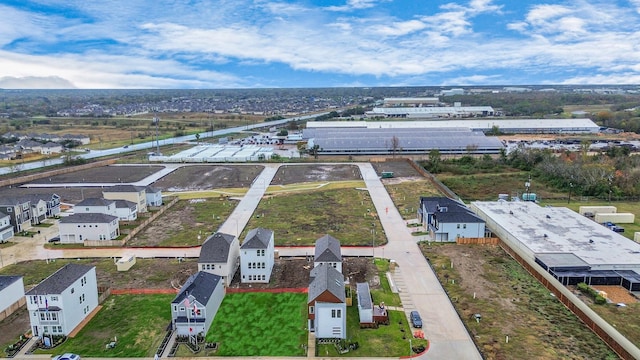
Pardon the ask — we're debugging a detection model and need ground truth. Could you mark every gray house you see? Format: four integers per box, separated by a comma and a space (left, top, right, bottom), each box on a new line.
171, 271, 225, 337
198, 232, 240, 287
314, 234, 342, 273
0, 197, 31, 233
145, 186, 163, 207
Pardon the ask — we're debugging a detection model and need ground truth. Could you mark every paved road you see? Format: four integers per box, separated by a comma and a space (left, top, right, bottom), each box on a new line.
2, 162, 481, 359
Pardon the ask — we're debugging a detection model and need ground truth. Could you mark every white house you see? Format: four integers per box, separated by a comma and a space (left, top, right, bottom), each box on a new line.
103, 185, 147, 213
58, 213, 120, 243
41, 142, 63, 155
314, 234, 342, 273
74, 198, 117, 216
198, 232, 240, 286
171, 271, 225, 336
240, 228, 275, 283
0, 211, 14, 243
307, 264, 346, 339
114, 200, 138, 221
419, 197, 486, 241
28, 197, 48, 225
0, 276, 24, 321
145, 187, 163, 207
26, 264, 98, 337
30, 193, 61, 218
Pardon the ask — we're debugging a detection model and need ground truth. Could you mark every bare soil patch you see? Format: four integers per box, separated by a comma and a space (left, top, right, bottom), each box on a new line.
271, 164, 361, 185
592, 285, 638, 304
152, 164, 264, 191
28, 165, 164, 184
371, 159, 424, 179
0, 186, 107, 204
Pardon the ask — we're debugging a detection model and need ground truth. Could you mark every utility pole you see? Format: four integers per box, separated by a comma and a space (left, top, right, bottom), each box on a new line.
524, 175, 531, 201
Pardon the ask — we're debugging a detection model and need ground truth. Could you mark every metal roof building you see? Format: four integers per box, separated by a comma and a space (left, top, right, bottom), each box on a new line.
303, 127, 504, 155
367, 106, 495, 118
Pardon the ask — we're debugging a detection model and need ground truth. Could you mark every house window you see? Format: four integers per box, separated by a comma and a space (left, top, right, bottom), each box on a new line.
332, 309, 341, 318
51, 296, 58, 301
337, 309, 341, 317
179, 307, 185, 312
262, 275, 265, 280
331, 310, 336, 318
463, 224, 467, 229
71, 288, 74, 294
40, 313, 46, 321
261, 262, 265, 269
457, 224, 460, 228
43, 326, 49, 334
56, 326, 62, 333
86, 208, 89, 211
309, 306, 314, 314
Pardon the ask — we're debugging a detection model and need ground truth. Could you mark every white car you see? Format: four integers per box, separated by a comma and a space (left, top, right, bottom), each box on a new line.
53, 353, 81, 360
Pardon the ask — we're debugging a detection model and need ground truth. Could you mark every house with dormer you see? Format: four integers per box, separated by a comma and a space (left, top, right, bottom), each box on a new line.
314, 234, 343, 273
307, 263, 346, 339
26, 263, 98, 337
199, 232, 239, 286
171, 271, 225, 336
240, 228, 274, 283
419, 196, 486, 242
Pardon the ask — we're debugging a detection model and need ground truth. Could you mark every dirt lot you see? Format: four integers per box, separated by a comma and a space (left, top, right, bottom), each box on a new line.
270, 164, 361, 185
151, 164, 265, 191
0, 186, 108, 204
370, 159, 423, 179
28, 165, 165, 184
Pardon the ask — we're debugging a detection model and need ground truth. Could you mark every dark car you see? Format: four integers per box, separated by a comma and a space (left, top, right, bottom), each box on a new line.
410, 311, 423, 328
48, 236, 60, 243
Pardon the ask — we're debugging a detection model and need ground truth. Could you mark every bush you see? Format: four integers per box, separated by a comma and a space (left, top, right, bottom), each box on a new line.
595, 295, 607, 305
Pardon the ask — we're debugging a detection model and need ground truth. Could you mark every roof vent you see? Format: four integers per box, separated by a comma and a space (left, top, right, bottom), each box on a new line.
589, 239, 594, 244
546, 215, 551, 219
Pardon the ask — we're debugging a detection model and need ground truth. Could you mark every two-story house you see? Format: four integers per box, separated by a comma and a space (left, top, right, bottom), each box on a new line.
307, 263, 346, 339
240, 228, 275, 283
314, 234, 343, 273
0, 211, 15, 243
103, 185, 147, 213
74, 198, 117, 216
26, 263, 98, 337
171, 271, 225, 336
27, 197, 48, 225
0, 197, 31, 233
58, 213, 120, 243
30, 193, 61, 218
0, 275, 24, 321
198, 232, 240, 286
145, 187, 163, 207
114, 200, 138, 221
419, 196, 486, 242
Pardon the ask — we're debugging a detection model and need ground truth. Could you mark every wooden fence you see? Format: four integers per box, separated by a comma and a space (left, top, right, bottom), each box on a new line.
456, 237, 499, 245
83, 196, 179, 247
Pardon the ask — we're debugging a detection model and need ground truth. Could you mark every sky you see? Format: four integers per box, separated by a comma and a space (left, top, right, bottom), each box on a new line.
0, 0, 639, 89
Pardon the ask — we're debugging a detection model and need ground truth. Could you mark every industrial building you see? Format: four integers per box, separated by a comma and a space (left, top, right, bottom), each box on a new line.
382, 97, 440, 107
302, 127, 504, 155
306, 119, 600, 134
366, 106, 495, 118
150, 144, 273, 163
470, 201, 640, 291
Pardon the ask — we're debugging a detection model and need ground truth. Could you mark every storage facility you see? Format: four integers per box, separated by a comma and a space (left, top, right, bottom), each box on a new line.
595, 213, 635, 224
470, 201, 640, 290
366, 106, 495, 118
150, 144, 273, 163
579, 206, 617, 216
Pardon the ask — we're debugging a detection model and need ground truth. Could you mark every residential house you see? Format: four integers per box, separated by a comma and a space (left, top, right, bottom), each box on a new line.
74, 198, 117, 216
314, 234, 342, 273
0, 197, 31, 233
307, 263, 346, 339
62, 134, 91, 145
26, 197, 48, 225
0, 145, 17, 160
240, 228, 275, 283
356, 282, 388, 327
40, 142, 63, 155
418, 196, 486, 242
145, 186, 163, 207
171, 271, 225, 336
26, 263, 98, 337
32, 193, 61, 218
0, 211, 14, 243
114, 200, 138, 221
198, 232, 240, 286
16, 139, 43, 154
103, 185, 147, 213
0, 276, 24, 321
58, 213, 120, 243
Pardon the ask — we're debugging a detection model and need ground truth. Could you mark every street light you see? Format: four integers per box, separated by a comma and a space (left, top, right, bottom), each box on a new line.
568, 182, 574, 204
371, 223, 375, 263
524, 175, 531, 202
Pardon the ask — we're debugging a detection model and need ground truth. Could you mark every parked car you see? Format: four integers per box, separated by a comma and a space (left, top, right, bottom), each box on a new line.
410, 311, 423, 328
48, 236, 60, 243
53, 353, 80, 360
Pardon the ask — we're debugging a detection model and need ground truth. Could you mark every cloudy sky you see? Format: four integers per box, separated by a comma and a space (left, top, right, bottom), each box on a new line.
1, 0, 640, 89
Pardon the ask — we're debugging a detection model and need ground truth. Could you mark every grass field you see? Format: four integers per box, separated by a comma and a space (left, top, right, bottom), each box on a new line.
204, 292, 307, 356
384, 180, 442, 219
420, 243, 617, 359
245, 187, 385, 246
36, 294, 174, 357
370, 259, 401, 307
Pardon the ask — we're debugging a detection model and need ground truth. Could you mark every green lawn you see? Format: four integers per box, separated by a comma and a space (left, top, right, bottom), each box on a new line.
37, 294, 174, 357
205, 292, 307, 356
370, 259, 401, 307
244, 188, 385, 246
384, 180, 442, 219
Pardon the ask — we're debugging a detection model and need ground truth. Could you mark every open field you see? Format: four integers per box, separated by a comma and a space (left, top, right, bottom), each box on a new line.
271, 164, 362, 185
35, 294, 174, 357
204, 292, 307, 357
245, 187, 385, 246
28, 165, 164, 184
151, 164, 264, 191
370, 159, 424, 178
384, 180, 442, 220
420, 243, 617, 360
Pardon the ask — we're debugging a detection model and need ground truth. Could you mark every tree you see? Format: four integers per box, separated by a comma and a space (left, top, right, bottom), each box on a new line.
428, 149, 441, 173
389, 135, 400, 158
195, 133, 200, 144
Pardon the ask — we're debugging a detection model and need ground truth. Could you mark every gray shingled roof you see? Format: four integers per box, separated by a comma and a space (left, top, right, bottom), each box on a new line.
104, 184, 145, 193
115, 199, 137, 209
356, 282, 373, 310
75, 198, 115, 207
199, 232, 236, 263
145, 186, 161, 194
308, 263, 345, 304
172, 271, 222, 305
0, 275, 22, 292
26, 264, 94, 295
241, 228, 273, 249
59, 213, 118, 223
421, 196, 484, 223
314, 234, 342, 262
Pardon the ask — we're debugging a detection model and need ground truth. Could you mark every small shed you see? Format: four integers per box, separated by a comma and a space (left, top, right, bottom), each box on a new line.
381, 171, 394, 178
116, 255, 136, 271
356, 282, 388, 328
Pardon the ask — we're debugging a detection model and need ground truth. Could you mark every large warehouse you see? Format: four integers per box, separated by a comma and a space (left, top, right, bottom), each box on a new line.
470, 201, 640, 290
302, 127, 504, 155
306, 119, 600, 134
366, 106, 495, 118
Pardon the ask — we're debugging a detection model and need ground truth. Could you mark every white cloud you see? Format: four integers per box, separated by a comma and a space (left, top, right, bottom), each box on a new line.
0, 76, 76, 89
325, 0, 382, 12
370, 20, 426, 37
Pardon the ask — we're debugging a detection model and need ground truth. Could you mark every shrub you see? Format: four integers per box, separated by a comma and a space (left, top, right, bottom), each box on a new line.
595, 295, 607, 305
